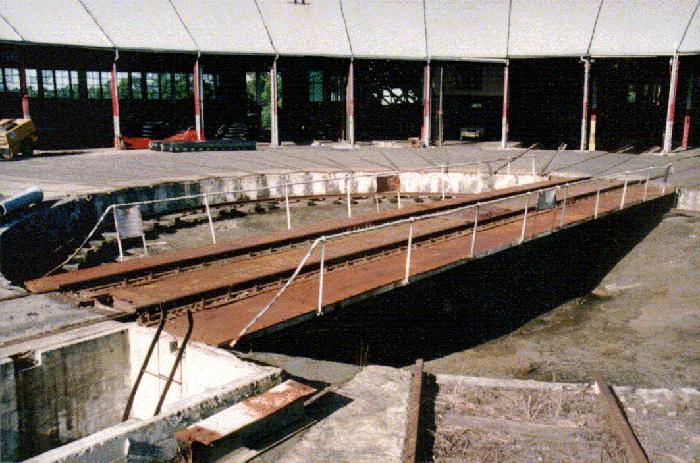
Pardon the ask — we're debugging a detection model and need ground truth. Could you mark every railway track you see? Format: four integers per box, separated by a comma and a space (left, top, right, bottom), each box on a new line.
24, 175, 672, 347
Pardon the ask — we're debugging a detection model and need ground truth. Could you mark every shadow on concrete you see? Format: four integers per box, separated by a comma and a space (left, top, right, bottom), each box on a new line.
241, 197, 674, 368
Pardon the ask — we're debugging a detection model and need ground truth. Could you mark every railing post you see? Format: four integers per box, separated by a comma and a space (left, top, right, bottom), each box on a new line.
594, 188, 601, 219
403, 218, 415, 285
643, 169, 650, 202
620, 171, 629, 209
441, 165, 446, 201
346, 176, 352, 218
507, 158, 512, 175
520, 193, 530, 243
662, 164, 671, 194
284, 182, 292, 230
203, 194, 216, 244
560, 185, 569, 228
317, 237, 326, 314
531, 157, 536, 176
470, 204, 479, 257
397, 188, 401, 209
113, 207, 124, 261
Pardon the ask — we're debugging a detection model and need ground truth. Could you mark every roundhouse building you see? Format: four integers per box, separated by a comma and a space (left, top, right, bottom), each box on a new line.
1, 0, 699, 152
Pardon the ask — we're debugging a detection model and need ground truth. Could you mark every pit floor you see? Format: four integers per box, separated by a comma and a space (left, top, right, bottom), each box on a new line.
1, 143, 699, 199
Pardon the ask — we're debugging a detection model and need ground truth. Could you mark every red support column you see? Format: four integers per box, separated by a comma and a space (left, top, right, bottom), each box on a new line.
422, 62, 431, 147
193, 58, 203, 141
501, 60, 510, 149
580, 59, 591, 151
589, 79, 597, 151
663, 54, 680, 154
346, 60, 354, 145
110, 60, 122, 148
19, 65, 29, 119
682, 72, 694, 150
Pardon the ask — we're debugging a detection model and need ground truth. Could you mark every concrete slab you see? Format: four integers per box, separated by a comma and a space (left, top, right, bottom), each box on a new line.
1, 146, 698, 199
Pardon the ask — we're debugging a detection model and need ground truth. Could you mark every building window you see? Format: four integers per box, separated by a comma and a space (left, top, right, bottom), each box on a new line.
4, 68, 20, 92
309, 70, 323, 102
330, 74, 346, 102
146, 72, 159, 99
42, 70, 56, 97
55, 70, 72, 98
26, 69, 39, 97
174, 72, 190, 99
160, 72, 173, 100
100, 72, 111, 99
202, 73, 216, 99
131, 72, 142, 99
116, 71, 129, 99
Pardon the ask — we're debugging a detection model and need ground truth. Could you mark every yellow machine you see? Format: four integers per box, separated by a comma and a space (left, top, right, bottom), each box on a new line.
0, 118, 38, 160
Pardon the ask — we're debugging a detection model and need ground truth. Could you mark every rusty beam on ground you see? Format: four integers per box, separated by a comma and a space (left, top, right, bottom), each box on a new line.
403, 358, 424, 463
593, 371, 650, 463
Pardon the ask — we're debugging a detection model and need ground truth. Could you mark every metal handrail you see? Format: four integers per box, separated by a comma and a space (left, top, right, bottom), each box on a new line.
231, 164, 672, 346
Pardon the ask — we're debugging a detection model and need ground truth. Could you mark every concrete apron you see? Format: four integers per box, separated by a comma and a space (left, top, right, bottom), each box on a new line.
0, 169, 544, 284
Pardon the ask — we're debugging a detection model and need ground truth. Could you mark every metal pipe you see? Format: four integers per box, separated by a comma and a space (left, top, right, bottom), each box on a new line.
594, 188, 601, 219
580, 58, 591, 151
663, 164, 671, 194
284, 182, 291, 229
113, 207, 124, 261
317, 238, 325, 314
123, 305, 167, 421
438, 66, 444, 146
559, 186, 568, 228
663, 54, 680, 154
643, 170, 650, 201
423, 62, 431, 147
397, 188, 401, 209
507, 158, 512, 175
154, 309, 193, 416
403, 218, 414, 285
346, 176, 352, 218
470, 204, 479, 257
620, 172, 629, 209
501, 60, 510, 149
440, 165, 446, 201
0, 186, 43, 216
520, 193, 530, 243
203, 194, 216, 244
531, 157, 536, 176
682, 71, 694, 150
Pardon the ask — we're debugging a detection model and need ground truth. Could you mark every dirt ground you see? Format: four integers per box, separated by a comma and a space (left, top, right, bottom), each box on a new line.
424, 211, 700, 389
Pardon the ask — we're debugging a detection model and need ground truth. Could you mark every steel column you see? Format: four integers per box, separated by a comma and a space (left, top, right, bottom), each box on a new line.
438, 66, 444, 146
501, 60, 510, 149
682, 72, 694, 150
422, 63, 431, 147
589, 79, 597, 151
193, 58, 203, 141
110, 60, 122, 147
346, 60, 355, 145
580, 59, 591, 151
19, 65, 29, 119
663, 54, 680, 154
270, 58, 280, 147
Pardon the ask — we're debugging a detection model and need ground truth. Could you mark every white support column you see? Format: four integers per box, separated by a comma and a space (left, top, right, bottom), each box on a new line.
501, 60, 510, 149
422, 62, 431, 147
19, 65, 29, 119
270, 57, 280, 148
663, 54, 680, 154
580, 58, 591, 151
346, 60, 355, 145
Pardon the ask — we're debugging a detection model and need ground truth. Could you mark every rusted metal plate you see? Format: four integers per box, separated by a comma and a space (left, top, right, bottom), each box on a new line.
174, 380, 316, 446
163, 182, 668, 346
26, 177, 577, 294
376, 174, 400, 193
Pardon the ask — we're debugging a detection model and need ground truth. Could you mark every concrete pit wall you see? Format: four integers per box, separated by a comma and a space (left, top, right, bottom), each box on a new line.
0, 170, 546, 283
0, 322, 281, 463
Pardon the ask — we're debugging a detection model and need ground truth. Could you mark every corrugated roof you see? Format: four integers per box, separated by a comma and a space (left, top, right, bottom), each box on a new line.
172, 0, 273, 54
590, 0, 697, 56
257, 0, 350, 57
509, 0, 601, 57
342, 0, 426, 59
0, 0, 111, 47
81, 0, 196, 52
425, 0, 509, 60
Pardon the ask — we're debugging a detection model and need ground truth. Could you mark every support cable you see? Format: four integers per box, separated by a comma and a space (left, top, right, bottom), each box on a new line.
678, 0, 700, 52
167, 0, 199, 51
254, 0, 278, 54
0, 12, 24, 41
505, 0, 513, 57
586, 0, 605, 56
423, 0, 429, 60
338, 0, 354, 57
76, 0, 116, 48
